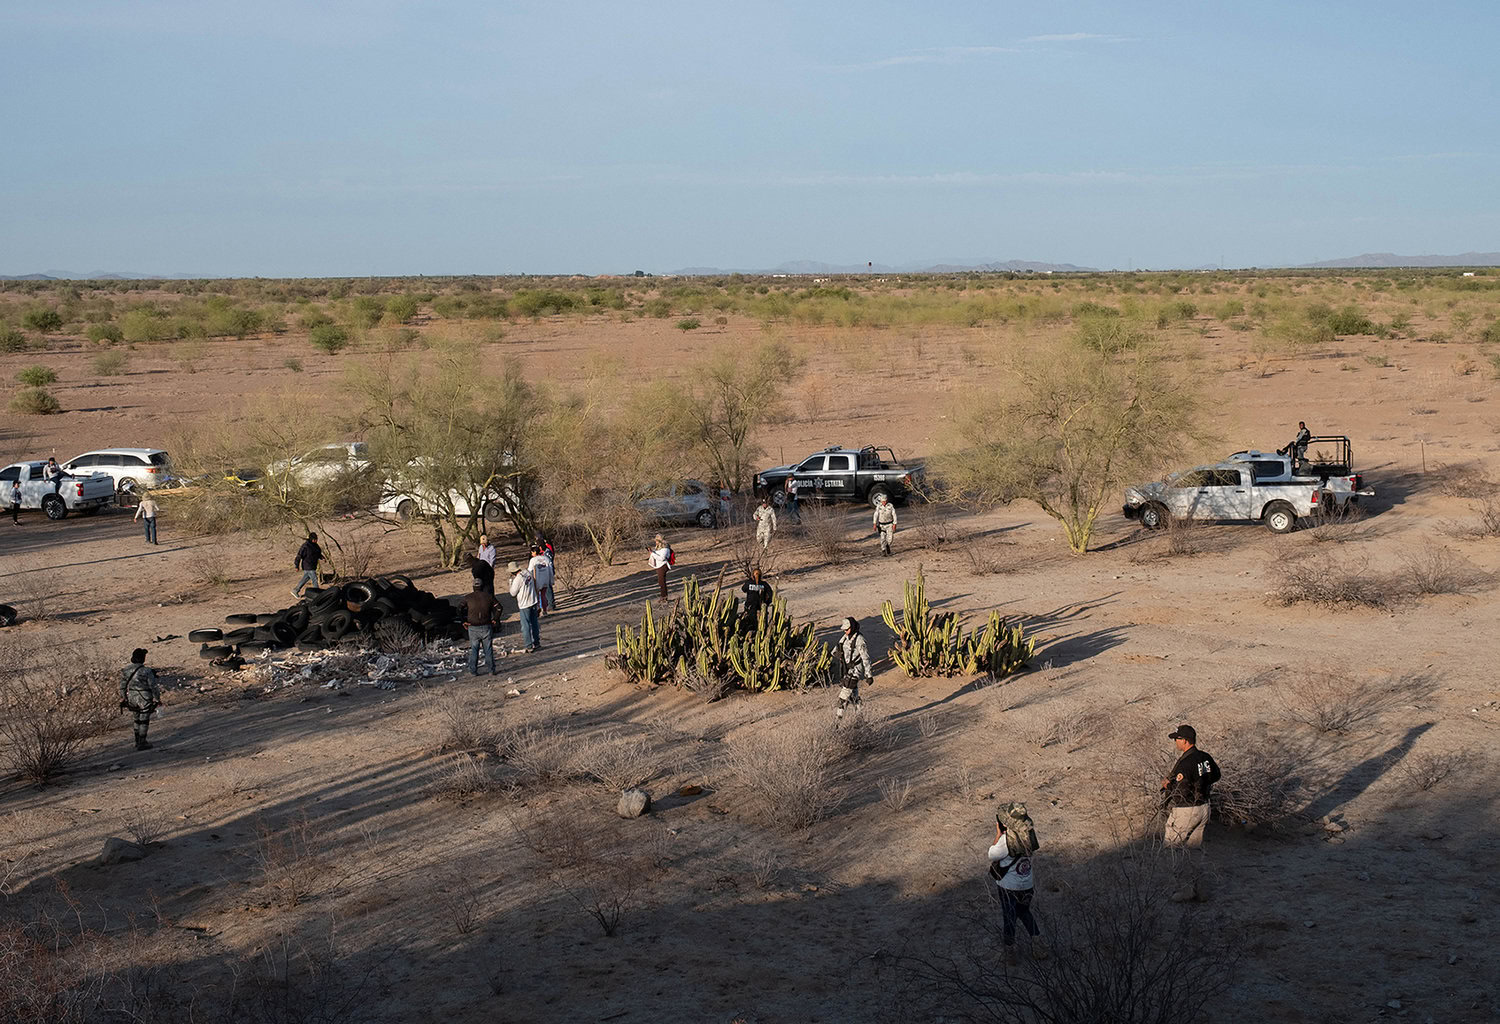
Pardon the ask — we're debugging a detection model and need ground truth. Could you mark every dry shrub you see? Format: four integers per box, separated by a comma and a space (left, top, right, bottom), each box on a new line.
372, 617, 425, 654
576, 730, 659, 792
833, 709, 899, 755
679, 666, 733, 703
1395, 749, 1474, 792
1399, 542, 1490, 595
0, 915, 179, 1024
917, 710, 939, 738
552, 542, 601, 596
432, 754, 496, 801
428, 688, 499, 752
1278, 672, 1380, 733
958, 532, 1015, 575
118, 807, 172, 846
1269, 553, 1392, 608
1037, 708, 1110, 751
726, 721, 843, 831
1162, 512, 1201, 556
325, 531, 377, 580
877, 775, 913, 811
184, 541, 232, 589
1474, 496, 1500, 537
440, 874, 486, 935
1209, 737, 1311, 831
254, 813, 334, 907
499, 719, 578, 785
799, 503, 849, 565
905, 505, 956, 551
517, 812, 666, 936
7, 561, 56, 622
0, 640, 118, 783
1429, 463, 1495, 498
161, 485, 285, 536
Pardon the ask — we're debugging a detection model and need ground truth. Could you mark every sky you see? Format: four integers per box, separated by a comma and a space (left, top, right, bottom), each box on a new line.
2, 0, 1497, 276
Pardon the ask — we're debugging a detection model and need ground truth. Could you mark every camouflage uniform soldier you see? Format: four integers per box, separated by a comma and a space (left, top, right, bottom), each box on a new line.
835, 617, 873, 720
872, 494, 898, 556
119, 648, 161, 751
752, 498, 778, 551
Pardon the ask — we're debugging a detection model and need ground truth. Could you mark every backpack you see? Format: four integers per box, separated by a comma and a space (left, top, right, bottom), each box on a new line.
998, 802, 1041, 855
667, 546, 676, 567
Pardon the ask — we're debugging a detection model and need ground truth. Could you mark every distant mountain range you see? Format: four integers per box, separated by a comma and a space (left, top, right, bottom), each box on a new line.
0, 270, 209, 281
1297, 252, 1500, 269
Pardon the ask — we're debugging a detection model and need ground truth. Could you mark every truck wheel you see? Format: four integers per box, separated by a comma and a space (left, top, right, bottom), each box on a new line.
1139, 503, 1169, 530
0, 604, 17, 627
696, 508, 716, 529
867, 487, 890, 508
117, 477, 138, 497
483, 500, 505, 522
770, 489, 786, 508
1263, 502, 1297, 534
42, 495, 67, 520
395, 498, 416, 521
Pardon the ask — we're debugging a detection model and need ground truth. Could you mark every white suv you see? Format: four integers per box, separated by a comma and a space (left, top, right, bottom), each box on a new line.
62, 448, 174, 497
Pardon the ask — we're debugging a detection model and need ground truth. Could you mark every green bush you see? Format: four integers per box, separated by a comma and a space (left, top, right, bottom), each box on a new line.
1072, 301, 1120, 318
432, 295, 467, 318
349, 296, 384, 328
464, 295, 508, 319
1481, 320, 1500, 346
299, 308, 335, 330
283, 357, 304, 372
310, 324, 350, 353
204, 306, 264, 338
86, 322, 124, 345
1307, 303, 1375, 336
120, 308, 172, 343
9, 387, 61, 414
676, 318, 701, 331
92, 350, 128, 376
1076, 316, 1152, 354
385, 295, 420, 323
22, 308, 63, 332
509, 289, 579, 317
643, 297, 672, 318
16, 365, 58, 386
0, 328, 26, 353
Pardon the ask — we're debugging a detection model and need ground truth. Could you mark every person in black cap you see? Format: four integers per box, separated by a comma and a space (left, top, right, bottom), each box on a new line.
119, 648, 161, 751
1161, 724, 1220, 900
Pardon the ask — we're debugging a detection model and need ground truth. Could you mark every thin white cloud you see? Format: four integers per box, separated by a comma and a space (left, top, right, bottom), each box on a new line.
1021, 32, 1132, 43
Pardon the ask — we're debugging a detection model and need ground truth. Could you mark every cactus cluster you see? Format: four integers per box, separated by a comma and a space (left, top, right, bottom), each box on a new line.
611, 574, 834, 693
880, 566, 1035, 679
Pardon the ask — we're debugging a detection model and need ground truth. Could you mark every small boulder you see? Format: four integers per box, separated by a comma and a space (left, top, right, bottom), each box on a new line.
617, 788, 651, 819
677, 784, 703, 797
93, 837, 146, 867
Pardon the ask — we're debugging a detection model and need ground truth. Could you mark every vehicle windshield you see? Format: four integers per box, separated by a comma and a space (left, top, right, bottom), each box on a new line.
149, 452, 170, 466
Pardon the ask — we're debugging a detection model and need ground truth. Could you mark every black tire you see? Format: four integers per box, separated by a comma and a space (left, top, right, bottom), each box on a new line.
395, 498, 416, 521
188, 628, 224, 643
117, 477, 138, 497
770, 488, 787, 508
238, 640, 271, 653
1263, 502, 1298, 535
267, 620, 297, 646
254, 613, 283, 625
483, 500, 505, 522
308, 589, 344, 614
0, 604, 17, 627
343, 582, 376, 608
200, 644, 233, 660
42, 495, 67, 520
286, 606, 311, 632
1139, 503, 1169, 531
296, 640, 324, 652
223, 626, 257, 644
225, 613, 258, 625
321, 611, 354, 641
696, 508, 716, 529
297, 623, 323, 643
370, 596, 398, 616
386, 574, 414, 590
867, 487, 890, 508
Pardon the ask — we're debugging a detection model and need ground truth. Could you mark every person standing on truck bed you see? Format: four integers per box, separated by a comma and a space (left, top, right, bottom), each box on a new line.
43, 457, 63, 495
873, 493, 898, 556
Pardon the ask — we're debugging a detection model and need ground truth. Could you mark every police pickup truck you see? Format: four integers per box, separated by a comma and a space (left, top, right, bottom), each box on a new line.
1, 461, 116, 519
755, 445, 924, 508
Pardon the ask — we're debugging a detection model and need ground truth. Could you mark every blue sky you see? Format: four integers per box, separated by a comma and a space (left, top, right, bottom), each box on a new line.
2, 1, 1496, 275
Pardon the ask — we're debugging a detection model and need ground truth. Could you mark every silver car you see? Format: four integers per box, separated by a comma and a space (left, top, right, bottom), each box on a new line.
635, 479, 726, 529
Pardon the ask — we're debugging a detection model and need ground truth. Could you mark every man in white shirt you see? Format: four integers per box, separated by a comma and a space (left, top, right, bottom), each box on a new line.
528, 544, 555, 614
133, 494, 160, 545
508, 560, 541, 652
476, 534, 497, 567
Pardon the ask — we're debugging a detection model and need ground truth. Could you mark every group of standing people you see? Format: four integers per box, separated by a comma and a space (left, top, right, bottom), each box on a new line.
462, 532, 555, 671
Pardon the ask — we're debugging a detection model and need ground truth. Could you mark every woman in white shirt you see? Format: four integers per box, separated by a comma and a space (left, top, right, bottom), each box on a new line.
647, 534, 672, 601
987, 817, 1043, 961
528, 544, 555, 614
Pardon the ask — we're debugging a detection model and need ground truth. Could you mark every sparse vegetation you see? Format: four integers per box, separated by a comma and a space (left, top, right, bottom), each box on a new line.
91, 350, 127, 376
15, 365, 58, 387
8, 387, 61, 415
726, 721, 842, 831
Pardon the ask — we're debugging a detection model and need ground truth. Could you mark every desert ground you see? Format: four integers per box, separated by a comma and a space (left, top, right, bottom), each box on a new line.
2, 272, 1498, 1023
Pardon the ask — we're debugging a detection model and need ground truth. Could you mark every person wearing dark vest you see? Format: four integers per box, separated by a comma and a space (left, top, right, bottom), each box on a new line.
463, 579, 499, 675
1161, 723, 1221, 901
119, 648, 162, 751
468, 552, 495, 595
739, 568, 773, 632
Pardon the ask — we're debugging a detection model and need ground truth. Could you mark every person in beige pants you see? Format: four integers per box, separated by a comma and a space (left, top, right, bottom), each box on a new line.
1161, 724, 1221, 900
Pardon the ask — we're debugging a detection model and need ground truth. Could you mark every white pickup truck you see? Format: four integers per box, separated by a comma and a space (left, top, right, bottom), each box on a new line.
0, 461, 116, 519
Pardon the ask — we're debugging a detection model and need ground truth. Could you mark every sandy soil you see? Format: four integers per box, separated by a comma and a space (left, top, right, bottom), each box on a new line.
2, 301, 1499, 1023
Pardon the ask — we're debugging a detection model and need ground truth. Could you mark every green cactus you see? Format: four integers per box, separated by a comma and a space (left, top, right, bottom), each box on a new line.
882, 568, 1035, 680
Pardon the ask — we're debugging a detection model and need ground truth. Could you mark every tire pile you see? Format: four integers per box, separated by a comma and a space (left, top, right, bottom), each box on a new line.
189, 576, 461, 661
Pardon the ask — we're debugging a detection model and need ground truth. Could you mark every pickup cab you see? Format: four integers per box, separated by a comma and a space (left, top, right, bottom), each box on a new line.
0, 461, 116, 520
756, 445, 925, 508
1225, 435, 1374, 512
1124, 462, 1324, 534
